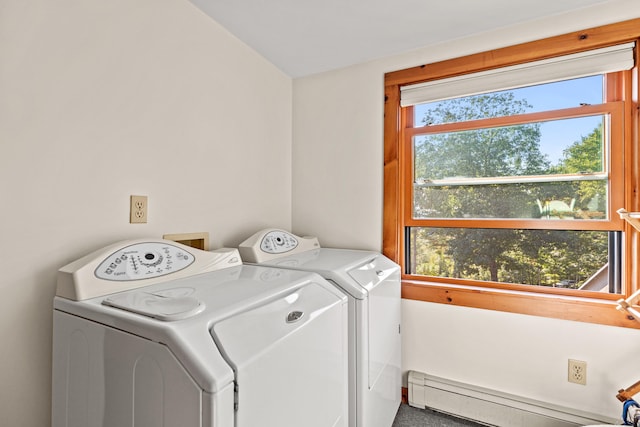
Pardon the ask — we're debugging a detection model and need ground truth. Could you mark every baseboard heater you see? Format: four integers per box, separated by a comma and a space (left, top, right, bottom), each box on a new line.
408, 371, 619, 426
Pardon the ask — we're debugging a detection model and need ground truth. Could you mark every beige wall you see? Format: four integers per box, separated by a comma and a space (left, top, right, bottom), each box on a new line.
0, 0, 292, 425
292, 0, 640, 420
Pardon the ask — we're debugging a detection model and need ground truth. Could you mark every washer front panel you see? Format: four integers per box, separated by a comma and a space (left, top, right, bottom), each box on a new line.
95, 242, 195, 281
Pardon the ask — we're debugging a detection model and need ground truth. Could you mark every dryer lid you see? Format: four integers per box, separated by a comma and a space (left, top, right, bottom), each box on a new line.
255, 248, 385, 299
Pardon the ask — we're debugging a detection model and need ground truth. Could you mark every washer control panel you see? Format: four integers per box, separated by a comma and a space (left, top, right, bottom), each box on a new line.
95, 242, 195, 281
239, 229, 320, 263
57, 239, 242, 301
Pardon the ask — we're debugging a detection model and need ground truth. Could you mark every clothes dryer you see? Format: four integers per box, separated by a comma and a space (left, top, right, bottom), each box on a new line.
52, 239, 348, 427
239, 230, 401, 427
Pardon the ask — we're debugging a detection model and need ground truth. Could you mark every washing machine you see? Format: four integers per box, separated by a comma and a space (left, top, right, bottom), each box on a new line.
52, 238, 348, 427
238, 229, 401, 427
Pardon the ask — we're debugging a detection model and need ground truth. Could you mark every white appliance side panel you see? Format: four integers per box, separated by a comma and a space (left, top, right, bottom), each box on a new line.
52, 311, 212, 427
362, 278, 402, 427
344, 294, 359, 427
212, 283, 349, 427
202, 389, 235, 427
349, 257, 401, 427
367, 271, 401, 389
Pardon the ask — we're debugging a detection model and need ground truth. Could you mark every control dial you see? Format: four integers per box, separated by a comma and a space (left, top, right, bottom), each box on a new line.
139, 251, 163, 267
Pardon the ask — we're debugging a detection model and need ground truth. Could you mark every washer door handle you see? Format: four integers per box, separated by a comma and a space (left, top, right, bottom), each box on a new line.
286, 311, 304, 323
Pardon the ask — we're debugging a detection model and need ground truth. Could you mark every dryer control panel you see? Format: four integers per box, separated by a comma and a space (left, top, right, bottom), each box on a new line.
260, 230, 299, 254
239, 229, 320, 263
57, 239, 242, 301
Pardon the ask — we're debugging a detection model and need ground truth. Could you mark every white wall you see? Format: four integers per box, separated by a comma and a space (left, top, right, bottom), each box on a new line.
292, 0, 640, 420
0, 0, 292, 425
403, 300, 640, 418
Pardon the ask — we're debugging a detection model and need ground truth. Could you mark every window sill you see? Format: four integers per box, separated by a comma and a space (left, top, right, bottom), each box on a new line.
401, 279, 640, 328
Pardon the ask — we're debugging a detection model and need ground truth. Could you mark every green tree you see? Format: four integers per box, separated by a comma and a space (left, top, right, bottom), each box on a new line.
558, 124, 606, 217
414, 92, 548, 281
417, 93, 548, 180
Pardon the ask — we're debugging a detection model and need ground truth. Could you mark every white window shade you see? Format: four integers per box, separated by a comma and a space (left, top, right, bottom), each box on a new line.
400, 42, 635, 107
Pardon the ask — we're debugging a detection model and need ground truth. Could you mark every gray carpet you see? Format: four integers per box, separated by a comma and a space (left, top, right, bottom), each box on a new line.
393, 404, 487, 426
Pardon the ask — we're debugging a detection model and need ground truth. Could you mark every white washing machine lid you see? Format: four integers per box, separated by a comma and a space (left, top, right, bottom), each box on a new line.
102, 292, 205, 321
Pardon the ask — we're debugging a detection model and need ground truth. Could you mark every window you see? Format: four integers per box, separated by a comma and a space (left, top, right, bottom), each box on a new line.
383, 20, 640, 327
408, 76, 623, 292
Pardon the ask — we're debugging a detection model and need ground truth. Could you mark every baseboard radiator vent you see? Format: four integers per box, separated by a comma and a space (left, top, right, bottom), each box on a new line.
408, 371, 619, 427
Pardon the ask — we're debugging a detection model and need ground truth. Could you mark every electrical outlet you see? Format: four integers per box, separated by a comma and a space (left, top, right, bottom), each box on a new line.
130, 195, 148, 224
568, 359, 587, 385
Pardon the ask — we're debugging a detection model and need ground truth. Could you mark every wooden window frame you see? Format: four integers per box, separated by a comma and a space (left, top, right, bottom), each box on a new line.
383, 18, 640, 328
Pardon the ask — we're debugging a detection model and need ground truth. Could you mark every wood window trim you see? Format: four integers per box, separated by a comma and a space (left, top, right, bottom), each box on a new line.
383, 18, 640, 328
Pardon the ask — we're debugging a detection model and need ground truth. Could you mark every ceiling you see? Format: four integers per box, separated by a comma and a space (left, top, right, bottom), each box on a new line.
188, 0, 615, 78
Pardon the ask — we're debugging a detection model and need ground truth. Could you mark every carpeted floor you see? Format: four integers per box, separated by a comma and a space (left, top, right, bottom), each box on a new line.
393, 404, 487, 427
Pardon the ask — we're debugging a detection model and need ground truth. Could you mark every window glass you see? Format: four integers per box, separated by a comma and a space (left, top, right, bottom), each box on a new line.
414, 116, 605, 179
413, 180, 606, 219
412, 115, 607, 219
413, 75, 603, 125
404, 72, 621, 294
408, 227, 613, 292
